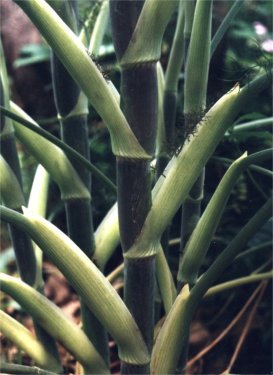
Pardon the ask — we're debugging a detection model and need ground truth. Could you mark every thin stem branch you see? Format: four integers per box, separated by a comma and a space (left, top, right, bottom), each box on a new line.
234, 241, 272, 262
107, 263, 124, 283
0, 363, 58, 375
232, 117, 273, 132
212, 155, 273, 178
205, 271, 272, 297
210, 0, 245, 59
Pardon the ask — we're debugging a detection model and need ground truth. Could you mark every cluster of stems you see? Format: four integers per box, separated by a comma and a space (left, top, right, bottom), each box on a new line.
0, 1, 272, 375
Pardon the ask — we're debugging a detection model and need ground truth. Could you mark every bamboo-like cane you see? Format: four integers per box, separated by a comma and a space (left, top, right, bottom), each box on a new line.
110, 2, 156, 372
49, 0, 109, 364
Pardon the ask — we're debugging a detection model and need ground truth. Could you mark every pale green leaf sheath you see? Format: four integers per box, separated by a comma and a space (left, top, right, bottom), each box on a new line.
126, 85, 240, 259
0, 310, 61, 373
150, 197, 272, 375
94, 202, 120, 270
151, 285, 190, 374
0, 207, 150, 366
3, 103, 116, 192
10, 102, 90, 202
120, 0, 179, 66
0, 155, 25, 209
178, 149, 273, 285
14, 0, 148, 159
0, 273, 109, 374
28, 164, 50, 289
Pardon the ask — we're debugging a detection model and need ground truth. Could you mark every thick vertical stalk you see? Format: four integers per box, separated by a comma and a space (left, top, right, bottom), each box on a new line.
117, 66, 157, 375
110, 1, 157, 373
49, 0, 108, 365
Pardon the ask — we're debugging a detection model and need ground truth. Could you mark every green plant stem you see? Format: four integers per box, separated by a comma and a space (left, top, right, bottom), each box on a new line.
0, 310, 62, 373
179, 171, 205, 256
94, 202, 120, 270
0, 206, 150, 366
234, 241, 272, 262
164, 0, 185, 93
27, 164, 49, 291
184, 0, 212, 114
0, 106, 116, 193
107, 262, 124, 283
234, 69, 272, 109
0, 274, 109, 374
183, 0, 195, 60
212, 156, 273, 178
0, 363, 58, 375
151, 197, 272, 374
155, 246, 176, 314
178, 149, 272, 285
210, 0, 245, 59
205, 271, 273, 297
0, 155, 25, 209
88, 0, 109, 55
232, 117, 273, 132
182, 197, 272, 371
